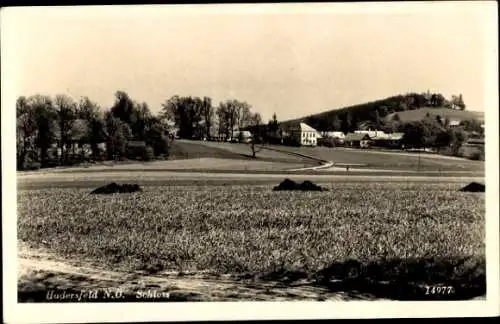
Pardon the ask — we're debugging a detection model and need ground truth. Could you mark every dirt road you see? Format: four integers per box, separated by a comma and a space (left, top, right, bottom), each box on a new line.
18, 242, 370, 302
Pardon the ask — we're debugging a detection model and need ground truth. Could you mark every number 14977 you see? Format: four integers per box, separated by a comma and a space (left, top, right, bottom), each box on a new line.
425, 286, 455, 295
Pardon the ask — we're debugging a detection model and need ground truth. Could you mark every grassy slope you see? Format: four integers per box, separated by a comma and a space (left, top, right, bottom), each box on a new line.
192, 140, 485, 172
168, 140, 251, 160
263, 145, 484, 172
26, 140, 316, 174
184, 140, 317, 165
18, 182, 485, 300
386, 107, 484, 122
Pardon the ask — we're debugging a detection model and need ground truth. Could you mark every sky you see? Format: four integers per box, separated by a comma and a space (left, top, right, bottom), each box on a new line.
1, 2, 497, 122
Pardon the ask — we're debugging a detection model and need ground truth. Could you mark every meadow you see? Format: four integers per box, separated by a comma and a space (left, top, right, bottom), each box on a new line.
385, 107, 484, 123
169, 140, 315, 165
17, 180, 485, 300
261, 145, 484, 172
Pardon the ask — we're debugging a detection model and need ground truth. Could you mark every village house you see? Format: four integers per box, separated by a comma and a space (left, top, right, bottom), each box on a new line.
344, 133, 372, 148
368, 131, 405, 148
354, 129, 385, 138
231, 130, 253, 143
343, 128, 405, 149
321, 131, 345, 139
287, 122, 321, 147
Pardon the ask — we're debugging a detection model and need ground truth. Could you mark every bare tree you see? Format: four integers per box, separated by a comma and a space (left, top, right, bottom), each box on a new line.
16, 96, 38, 169
201, 96, 214, 140
249, 112, 263, 158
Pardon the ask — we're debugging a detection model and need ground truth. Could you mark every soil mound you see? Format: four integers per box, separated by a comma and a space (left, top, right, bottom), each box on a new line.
90, 182, 142, 195
273, 179, 327, 191
459, 182, 485, 192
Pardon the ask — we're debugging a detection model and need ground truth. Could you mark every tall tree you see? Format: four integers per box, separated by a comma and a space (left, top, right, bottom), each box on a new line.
132, 102, 152, 140
268, 112, 279, 132
200, 96, 214, 140
145, 116, 171, 157
105, 112, 132, 160
54, 94, 77, 164
30, 95, 57, 167
78, 97, 106, 159
457, 94, 466, 110
111, 91, 136, 124
161, 96, 203, 139
215, 103, 230, 140
451, 94, 466, 110
448, 128, 467, 156
215, 99, 248, 140
267, 112, 280, 143
237, 102, 253, 130
16, 96, 38, 169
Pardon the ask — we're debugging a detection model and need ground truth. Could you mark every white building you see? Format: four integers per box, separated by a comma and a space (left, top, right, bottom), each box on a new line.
354, 130, 388, 138
321, 131, 346, 139
231, 130, 253, 143
289, 122, 321, 146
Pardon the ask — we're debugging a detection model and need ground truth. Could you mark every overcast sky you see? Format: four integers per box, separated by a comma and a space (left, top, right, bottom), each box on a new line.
2, 2, 496, 121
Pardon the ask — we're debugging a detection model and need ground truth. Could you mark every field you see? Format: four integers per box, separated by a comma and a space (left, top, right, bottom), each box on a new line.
17, 178, 485, 301
37, 158, 313, 174
247, 145, 484, 172
385, 107, 484, 123
169, 140, 316, 165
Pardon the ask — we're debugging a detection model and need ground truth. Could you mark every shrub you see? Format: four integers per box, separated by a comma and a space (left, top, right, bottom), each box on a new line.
22, 159, 41, 171
468, 151, 484, 161
143, 146, 155, 161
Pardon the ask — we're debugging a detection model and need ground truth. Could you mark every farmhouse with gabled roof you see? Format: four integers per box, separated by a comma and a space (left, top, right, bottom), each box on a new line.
287, 122, 322, 147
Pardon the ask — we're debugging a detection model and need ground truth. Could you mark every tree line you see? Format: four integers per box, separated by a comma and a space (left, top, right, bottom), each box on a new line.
16, 91, 269, 170
160, 96, 263, 141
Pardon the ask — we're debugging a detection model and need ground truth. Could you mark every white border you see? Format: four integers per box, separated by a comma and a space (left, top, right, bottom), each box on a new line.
2, 2, 499, 323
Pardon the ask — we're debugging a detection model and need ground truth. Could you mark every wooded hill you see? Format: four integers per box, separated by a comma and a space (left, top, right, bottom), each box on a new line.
279, 92, 472, 133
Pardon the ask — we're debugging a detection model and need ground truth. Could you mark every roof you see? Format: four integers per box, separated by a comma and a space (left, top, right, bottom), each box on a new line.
466, 138, 485, 145
234, 130, 252, 137
387, 132, 404, 140
322, 131, 345, 138
299, 122, 318, 132
289, 122, 318, 132
345, 133, 371, 141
